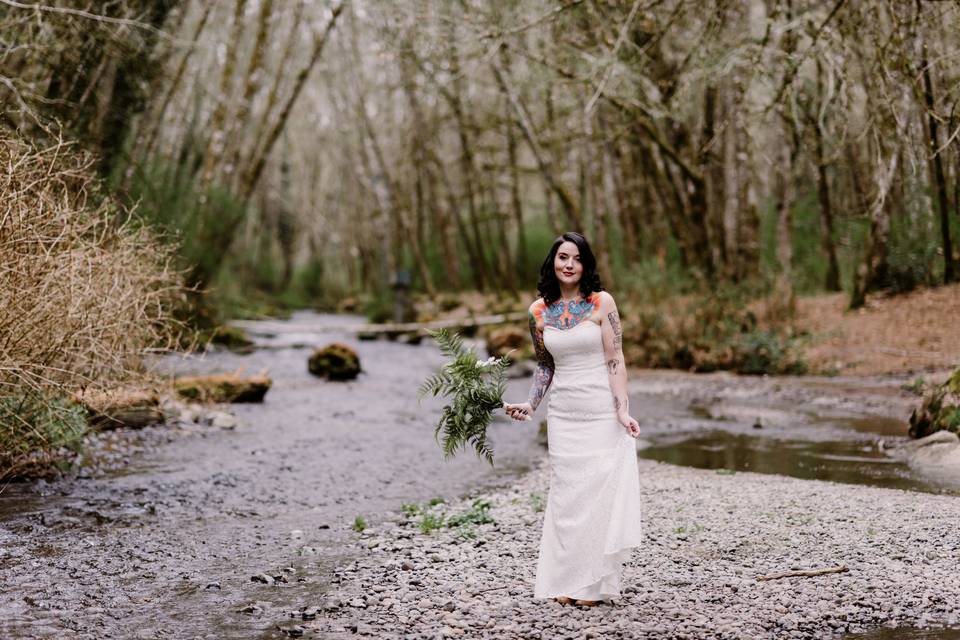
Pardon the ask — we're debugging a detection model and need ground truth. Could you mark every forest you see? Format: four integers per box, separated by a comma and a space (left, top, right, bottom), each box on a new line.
2, 0, 959, 467
4, 3, 960, 638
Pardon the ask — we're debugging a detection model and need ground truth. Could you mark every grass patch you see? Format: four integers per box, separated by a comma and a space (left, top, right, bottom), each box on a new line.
0, 392, 89, 479
528, 492, 546, 513
399, 497, 496, 538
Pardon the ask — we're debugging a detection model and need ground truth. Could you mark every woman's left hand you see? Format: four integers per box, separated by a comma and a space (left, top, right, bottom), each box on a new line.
618, 413, 641, 438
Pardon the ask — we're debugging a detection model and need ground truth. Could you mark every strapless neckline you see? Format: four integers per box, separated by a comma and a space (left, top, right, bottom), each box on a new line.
543, 320, 601, 332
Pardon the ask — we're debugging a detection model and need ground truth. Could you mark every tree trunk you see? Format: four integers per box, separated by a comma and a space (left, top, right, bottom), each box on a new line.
501, 47, 528, 277
919, 19, 956, 283
851, 152, 898, 308
813, 123, 841, 291
225, 0, 274, 189
200, 0, 248, 185
773, 142, 796, 318
241, 2, 344, 201
138, 2, 214, 166
490, 55, 584, 233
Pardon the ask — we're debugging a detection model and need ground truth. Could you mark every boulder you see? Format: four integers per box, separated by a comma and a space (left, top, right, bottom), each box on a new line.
174, 371, 272, 403
74, 388, 163, 429
485, 327, 529, 360
890, 430, 960, 475
908, 369, 960, 439
308, 343, 361, 380
208, 325, 255, 353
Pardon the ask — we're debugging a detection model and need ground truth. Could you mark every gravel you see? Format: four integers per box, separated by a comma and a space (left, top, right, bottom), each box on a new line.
305, 457, 960, 639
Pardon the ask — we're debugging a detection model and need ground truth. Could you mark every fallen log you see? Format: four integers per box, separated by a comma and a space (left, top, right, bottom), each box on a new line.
756, 565, 849, 582
74, 388, 164, 430
174, 371, 272, 403
230, 311, 528, 339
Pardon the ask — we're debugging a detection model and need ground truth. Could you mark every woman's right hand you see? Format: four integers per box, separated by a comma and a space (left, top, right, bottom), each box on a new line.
503, 401, 533, 421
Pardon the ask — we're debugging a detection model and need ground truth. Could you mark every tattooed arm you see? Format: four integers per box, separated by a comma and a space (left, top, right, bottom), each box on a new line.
504, 300, 554, 422
525, 302, 555, 411
599, 292, 641, 437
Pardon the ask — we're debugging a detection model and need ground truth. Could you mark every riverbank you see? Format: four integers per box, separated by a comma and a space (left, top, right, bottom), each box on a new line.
304, 456, 960, 639
797, 284, 960, 376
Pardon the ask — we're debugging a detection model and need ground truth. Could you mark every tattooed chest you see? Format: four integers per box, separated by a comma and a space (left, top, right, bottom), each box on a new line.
542, 298, 596, 329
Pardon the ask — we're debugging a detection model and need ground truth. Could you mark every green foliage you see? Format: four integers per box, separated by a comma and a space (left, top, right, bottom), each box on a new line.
399, 497, 495, 538
123, 161, 249, 291
945, 407, 960, 431
363, 289, 394, 324
419, 511, 446, 534
445, 498, 494, 528
528, 492, 546, 513
883, 211, 940, 294
617, 257, 699, 305
733, 330, 808, 375
352, 515, 367, 532
418, 329, 511, 465
0, 392, 89, 478
901, 376, 927, 396
627, 283, 808, 375
909, 369, 960, 438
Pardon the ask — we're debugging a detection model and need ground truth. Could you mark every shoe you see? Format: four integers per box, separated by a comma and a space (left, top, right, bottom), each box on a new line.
573, 599, 602, 607
554, 596, 573, 605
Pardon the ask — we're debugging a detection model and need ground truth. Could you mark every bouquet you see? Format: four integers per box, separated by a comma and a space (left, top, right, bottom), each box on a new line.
418, 328, 513, 465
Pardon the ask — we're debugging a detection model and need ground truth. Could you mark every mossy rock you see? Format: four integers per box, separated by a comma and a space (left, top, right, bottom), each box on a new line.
308, 343, 361, 380
909, 369, 960, 439
485, 326, 530, 360
74, 388, 164, 430
209, 325, 255, 353
174, 372, 272, 403
336, 297, 360, 313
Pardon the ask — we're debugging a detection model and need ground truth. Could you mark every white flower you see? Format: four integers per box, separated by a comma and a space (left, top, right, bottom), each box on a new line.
475, 356, 498, 369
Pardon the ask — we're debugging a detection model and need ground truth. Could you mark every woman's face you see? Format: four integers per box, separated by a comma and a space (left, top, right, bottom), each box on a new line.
554, 241, 583, 287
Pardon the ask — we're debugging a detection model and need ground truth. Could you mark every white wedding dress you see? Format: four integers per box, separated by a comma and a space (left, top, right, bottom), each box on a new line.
534, 319, 644, 601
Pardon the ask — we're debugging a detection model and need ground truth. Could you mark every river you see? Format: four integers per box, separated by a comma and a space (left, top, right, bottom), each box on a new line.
0, 311, 954, 639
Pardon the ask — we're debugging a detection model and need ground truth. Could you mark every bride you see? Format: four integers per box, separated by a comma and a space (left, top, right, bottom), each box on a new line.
503, 231, 643, 607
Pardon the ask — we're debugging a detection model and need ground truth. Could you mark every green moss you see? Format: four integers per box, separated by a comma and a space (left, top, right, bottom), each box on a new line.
308, 343, 361, 381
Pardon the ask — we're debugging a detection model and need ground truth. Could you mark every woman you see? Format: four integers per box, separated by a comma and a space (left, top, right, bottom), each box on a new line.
503, 231, 643, 607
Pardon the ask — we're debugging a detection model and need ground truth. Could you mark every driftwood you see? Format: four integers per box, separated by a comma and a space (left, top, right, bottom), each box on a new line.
756, 565, 848, 582
74, 388, 164, 430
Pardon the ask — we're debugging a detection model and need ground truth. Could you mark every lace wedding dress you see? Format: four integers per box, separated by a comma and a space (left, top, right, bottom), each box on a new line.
533, 319, 643, 601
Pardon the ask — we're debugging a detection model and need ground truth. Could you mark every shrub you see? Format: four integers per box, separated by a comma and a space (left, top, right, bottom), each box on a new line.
0, 135, 183, 478
0, 392, 89, 479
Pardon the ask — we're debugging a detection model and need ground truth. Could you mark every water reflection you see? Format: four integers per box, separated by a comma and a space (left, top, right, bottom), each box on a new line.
638, 430, 960, 496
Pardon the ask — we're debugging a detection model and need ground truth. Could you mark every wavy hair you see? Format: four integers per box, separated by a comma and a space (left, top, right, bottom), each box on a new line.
536, 231, 604, 306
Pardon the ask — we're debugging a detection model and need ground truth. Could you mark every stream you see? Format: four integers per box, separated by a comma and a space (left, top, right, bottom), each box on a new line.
0, 310, 955, 639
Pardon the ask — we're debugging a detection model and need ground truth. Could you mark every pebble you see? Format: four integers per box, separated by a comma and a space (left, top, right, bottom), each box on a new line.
307, 458, 960, 639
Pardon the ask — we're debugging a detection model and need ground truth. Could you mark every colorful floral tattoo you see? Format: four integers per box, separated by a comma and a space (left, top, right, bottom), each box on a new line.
527, 311, 555, 409
531, 292, 601, 330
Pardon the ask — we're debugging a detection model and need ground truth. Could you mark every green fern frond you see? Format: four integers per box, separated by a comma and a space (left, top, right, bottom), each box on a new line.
421, 328, 509, 466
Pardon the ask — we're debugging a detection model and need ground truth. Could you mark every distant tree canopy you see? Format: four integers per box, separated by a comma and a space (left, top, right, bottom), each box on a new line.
2, 0, 958, 310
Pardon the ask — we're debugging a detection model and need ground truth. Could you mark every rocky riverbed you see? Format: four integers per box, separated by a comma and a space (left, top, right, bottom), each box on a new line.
2, 311, 957, 639
302, 457, 960, 639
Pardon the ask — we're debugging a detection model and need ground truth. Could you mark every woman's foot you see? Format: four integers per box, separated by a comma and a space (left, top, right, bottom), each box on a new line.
554, 596, 573, 605
573, 599, 602, 607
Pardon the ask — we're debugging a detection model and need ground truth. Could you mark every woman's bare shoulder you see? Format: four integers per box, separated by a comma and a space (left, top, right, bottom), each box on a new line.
595, 290, 615, 308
